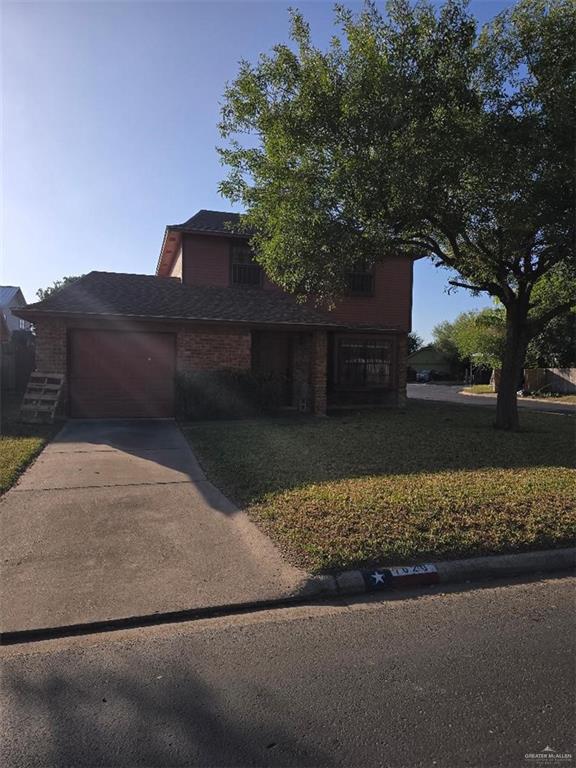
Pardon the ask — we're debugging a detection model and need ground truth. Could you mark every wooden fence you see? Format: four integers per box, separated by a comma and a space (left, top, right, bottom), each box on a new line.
491, 367, 576, 394
0, 332, 35, 393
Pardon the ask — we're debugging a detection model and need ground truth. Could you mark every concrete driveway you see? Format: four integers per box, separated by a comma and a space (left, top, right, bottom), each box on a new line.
408, 383, 575, 414
0, 420, 311, 634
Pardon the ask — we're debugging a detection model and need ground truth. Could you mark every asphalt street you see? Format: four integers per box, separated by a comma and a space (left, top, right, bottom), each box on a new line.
407, 383, 575, 414
1, 575, 574, 768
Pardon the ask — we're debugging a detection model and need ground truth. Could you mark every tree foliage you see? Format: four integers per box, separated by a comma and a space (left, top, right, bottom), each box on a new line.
408, 331, 424, 355
434, 309, 506, 368
527, 311, 576, 366
433, 306, 575, 369
37, 276, 83, 301
219, 0, 576, 428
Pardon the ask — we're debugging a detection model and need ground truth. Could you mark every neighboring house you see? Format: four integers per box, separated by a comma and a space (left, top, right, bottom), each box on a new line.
407, 345, 453, 376
0, 287, 34, 391
0, 287, 31, 337
0, 313, 10, 344
16, 210, 415, 418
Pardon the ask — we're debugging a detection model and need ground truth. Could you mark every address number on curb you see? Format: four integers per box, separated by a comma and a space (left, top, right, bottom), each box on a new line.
389, 564, 437, 577
361, 564, 439, 591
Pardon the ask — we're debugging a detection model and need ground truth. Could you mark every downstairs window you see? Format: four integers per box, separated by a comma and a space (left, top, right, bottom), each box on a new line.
337, 338, 393, 388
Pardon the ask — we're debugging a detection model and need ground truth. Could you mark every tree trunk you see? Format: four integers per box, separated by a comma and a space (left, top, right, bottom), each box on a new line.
495, 304, 529, 431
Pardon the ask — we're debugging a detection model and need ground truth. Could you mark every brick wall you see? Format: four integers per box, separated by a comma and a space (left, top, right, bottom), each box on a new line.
35, 319, 67, 373
311, 331, 328, 415
396, 332, 408, 407
291, 333, 312, 409
177, 327, 251, 373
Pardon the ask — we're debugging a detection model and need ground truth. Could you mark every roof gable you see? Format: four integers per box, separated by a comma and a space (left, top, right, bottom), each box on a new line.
157, 209, 251, 276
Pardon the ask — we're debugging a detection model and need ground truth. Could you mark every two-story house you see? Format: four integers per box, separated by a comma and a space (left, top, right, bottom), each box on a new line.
16, 210, 414, 418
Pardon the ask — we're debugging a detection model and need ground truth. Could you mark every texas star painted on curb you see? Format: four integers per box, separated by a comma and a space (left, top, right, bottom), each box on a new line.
371, 572, 386, 584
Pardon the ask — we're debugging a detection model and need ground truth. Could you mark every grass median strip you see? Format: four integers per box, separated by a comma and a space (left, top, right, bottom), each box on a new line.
183, 401, 576, 572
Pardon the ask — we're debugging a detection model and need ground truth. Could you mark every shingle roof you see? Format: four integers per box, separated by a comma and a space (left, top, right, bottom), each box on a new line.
0, 286, 25, 308
16, 271, 341, 329
169, 209, 250, 236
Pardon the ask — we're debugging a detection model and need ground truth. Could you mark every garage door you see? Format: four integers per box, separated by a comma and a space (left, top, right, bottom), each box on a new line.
69, 330, 176, 418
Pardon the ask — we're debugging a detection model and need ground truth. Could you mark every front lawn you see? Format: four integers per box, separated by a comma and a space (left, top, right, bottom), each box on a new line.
182, 401, 576, 572
0, 394, 58, 493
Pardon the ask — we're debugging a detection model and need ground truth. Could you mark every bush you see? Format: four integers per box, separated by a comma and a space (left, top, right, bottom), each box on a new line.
175, 369, 287, 420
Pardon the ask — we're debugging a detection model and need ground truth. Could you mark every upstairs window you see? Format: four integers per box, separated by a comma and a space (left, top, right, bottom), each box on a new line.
346, 263, 374, 295
338, 338, 393, 388
231, 244, 262, 287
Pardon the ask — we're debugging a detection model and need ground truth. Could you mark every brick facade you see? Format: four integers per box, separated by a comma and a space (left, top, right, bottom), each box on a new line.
34, 319, 67, 373
31, 320, 401, 418
176, 327, 251, 373
396, 332, 408, 407
291, 333, 312, 410
311, 331, 328, 415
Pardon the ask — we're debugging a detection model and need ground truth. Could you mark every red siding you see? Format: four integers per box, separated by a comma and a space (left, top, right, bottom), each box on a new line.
181, 233, 413, 331
182, 235, 230, 287
327, 257, 413, 330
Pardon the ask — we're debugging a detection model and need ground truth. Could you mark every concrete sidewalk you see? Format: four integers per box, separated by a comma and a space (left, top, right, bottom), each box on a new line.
0, 420, 311, 633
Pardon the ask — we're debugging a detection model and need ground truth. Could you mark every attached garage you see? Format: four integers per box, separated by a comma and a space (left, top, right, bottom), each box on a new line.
69, 329, 176, 418
15, 271, 345, 419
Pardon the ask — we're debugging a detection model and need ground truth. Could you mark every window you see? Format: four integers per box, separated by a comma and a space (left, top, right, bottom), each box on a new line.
346, 264, 374, 295
19, 318, 28, 330
231, 244, 262, 286
337, 339, 392, 388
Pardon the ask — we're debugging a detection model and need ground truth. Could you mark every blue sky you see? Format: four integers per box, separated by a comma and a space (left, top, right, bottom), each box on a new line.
2, 0, 511, 340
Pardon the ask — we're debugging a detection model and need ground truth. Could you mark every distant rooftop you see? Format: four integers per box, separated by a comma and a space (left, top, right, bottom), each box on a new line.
0, 286, 26, 307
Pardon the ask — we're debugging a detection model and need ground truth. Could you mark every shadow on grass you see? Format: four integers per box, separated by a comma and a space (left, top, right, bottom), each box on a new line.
182, 400, 575, 508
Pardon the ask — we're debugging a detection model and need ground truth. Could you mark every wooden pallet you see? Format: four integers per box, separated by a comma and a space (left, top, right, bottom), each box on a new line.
20, 372, 65, 424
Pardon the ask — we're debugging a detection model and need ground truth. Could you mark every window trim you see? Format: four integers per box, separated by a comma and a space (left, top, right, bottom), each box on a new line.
345, 266, 375, 297
230, 242, 263, 287
332, 333, 397, 391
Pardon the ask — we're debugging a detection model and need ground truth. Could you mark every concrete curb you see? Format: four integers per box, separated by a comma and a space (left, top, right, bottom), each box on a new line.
334, 547, 576, 595
1, 548, 573, 646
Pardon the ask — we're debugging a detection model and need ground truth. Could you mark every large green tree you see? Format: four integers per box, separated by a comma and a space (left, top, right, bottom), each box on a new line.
219, 0, 575, 429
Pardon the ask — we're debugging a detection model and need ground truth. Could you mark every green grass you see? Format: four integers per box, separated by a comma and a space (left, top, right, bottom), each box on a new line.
182, 401, 576, 572
0, 394, 58, 493
463, 384, 493, 394
462, 385, 576, 404
527, 393, 576, 404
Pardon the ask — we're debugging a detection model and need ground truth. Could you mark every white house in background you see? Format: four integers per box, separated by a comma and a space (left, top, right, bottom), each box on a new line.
0, 287, 31, 336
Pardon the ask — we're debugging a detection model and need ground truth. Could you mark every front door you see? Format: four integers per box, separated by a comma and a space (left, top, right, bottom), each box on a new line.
251, 331, 293, 406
